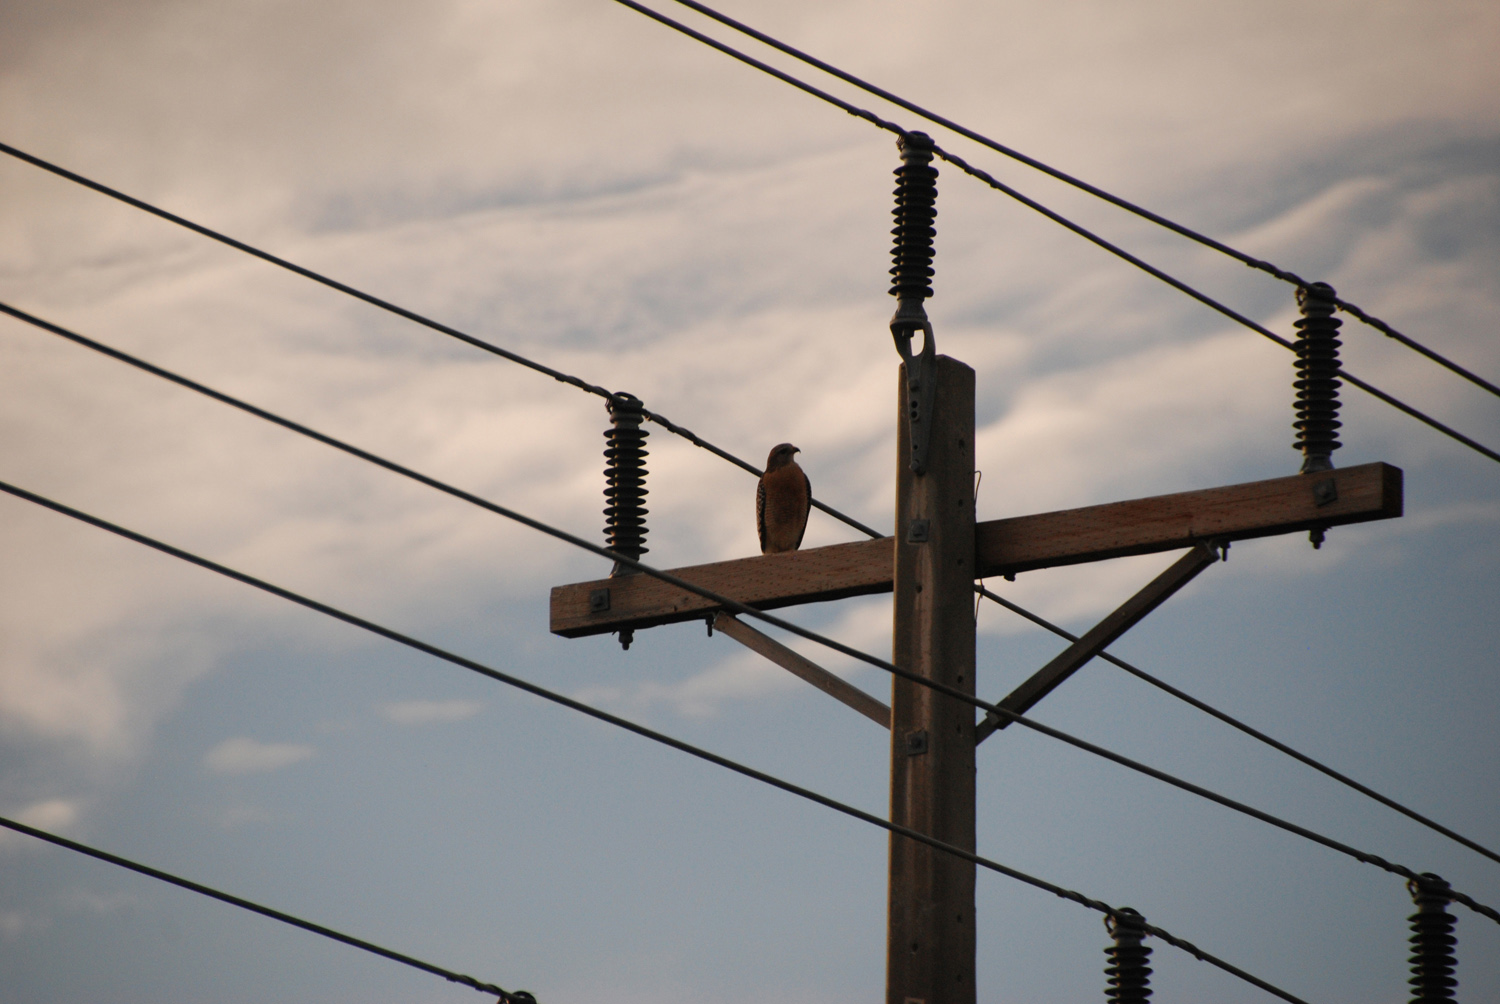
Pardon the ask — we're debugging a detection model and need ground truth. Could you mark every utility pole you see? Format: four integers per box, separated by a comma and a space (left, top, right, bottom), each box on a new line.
888, 355, 977, 1004
547, 138, 1403, 1001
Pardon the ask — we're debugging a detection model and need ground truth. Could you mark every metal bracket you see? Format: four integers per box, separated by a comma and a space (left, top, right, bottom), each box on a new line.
906, 518, 930, 544
904, 729, 930, 755
892, 301, 937, 475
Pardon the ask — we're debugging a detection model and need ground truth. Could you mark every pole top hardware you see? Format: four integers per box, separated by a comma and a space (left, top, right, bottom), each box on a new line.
889, 132, 940, 474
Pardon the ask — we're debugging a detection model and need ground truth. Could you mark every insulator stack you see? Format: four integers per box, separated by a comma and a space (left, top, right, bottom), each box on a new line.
889, 131, 938, 310
603, 392, 649, 573
1292, 281, 1343, 474
888, 131, 940, 474
1104, 908, 1153, 1003
1407, 873, 1457, 1002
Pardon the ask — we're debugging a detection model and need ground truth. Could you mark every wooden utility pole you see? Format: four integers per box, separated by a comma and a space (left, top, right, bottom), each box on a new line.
888, 355, 977, 1004
542, 124, 1418, 1000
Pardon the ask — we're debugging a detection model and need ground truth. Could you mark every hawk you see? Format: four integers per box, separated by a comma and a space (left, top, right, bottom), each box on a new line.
757, 443, 811, 554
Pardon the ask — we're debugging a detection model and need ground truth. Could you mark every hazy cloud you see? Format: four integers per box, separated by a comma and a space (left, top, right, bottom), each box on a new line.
0, 910, 45, 939
0, 797, 82, 852
202, 738, 315, 775
379, 699, 485, 726
217, 804, 279, 829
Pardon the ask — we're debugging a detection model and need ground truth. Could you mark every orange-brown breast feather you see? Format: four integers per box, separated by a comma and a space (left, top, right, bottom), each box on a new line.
758, 461, 811, 553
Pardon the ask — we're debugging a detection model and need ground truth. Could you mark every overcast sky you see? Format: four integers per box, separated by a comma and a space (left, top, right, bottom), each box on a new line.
1, 1, 1498, 1002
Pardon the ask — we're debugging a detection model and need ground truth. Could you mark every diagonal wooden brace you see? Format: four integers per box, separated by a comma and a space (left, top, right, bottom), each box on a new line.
712, 612, 891, 728
974, 542, 1220, 744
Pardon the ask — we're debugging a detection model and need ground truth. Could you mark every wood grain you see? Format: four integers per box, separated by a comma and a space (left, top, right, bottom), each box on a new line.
974, 461, 1402, 577
549, 536, 894, 637
887, 356, 977, 1004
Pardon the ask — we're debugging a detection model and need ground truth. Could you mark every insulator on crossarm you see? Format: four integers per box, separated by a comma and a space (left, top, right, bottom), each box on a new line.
1104, 907, 1153, 1003
1292, 281, 1343, 548
1407, 873, 1458, 1002
603, 392, 649, 650
1292, 281, 1343, 474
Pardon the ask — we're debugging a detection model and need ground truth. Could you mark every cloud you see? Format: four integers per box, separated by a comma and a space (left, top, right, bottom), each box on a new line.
217, 804, 278, 829
578, 597, 894, 719
576, 650, 804, 720
202, 738, 315, 775
0, 0, 1495, 891
0, 910, 45, 939
57, 888, 138, 915
16, 798, 79, 831
0, 798, 82, 852
379, 699, 485, 726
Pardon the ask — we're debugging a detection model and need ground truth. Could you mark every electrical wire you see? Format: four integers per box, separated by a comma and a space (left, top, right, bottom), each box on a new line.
0, 141, 880, 542
3, 133, 1493, 472
975, 584, 1500, 868
0, 299, 885, 671
4, 23, 1489, 977
922, 146, 1500, 466
0, 814, 530, 1002
0, 482, 1312, 1004
7, 299, 1498, 926
663, 0, 1500, 402
607, 0, 1500, 467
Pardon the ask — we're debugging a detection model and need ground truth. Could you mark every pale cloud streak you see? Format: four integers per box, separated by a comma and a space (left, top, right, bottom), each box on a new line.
202, 737, 315, 775
0, 797, 82, 852
379, 699, 486, 725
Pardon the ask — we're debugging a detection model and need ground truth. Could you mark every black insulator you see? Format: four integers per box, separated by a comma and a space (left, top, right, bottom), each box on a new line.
1407, 873, 1458, 1002
889, 131, 939, 305
603, 392, 649, 576
1104, 908, 1153, 1003
1292, 281, 1343, 474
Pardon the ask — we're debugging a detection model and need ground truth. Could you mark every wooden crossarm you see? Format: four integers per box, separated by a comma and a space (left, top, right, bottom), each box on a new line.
974, 461, 1402, 576
549, 461, 1402, 638
550, 536, 894, 638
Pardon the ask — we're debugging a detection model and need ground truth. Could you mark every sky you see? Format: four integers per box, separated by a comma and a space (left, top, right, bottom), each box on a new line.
1, 0, 1498, 1001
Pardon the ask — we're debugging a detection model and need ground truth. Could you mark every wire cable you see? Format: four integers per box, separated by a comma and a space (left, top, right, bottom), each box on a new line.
3, 134, 1492, 471
607, 0, 1500, 467
0, 814, 530, 1002
0, 299, 885, 670
924, 147, 1500, 466
0, 141, 881, 542
8, 299, 1499, 925
662, 0, 1500, 402
0, 482, 1312, 1004
975, 584, 1500, 868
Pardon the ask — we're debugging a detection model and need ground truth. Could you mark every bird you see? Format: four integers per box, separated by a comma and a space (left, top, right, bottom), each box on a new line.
757, 443, 811, 554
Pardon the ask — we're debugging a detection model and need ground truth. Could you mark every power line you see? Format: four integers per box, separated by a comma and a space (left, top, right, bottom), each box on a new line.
918, 147, 1500, 466
607, 0, 1500, 467
4, 52, 1487, 991
975, 584, 1500, 868
0, 299, 885, 672
4, 140, 1493, 476
8, 301, 1499, 924
0, 482, 1313, 1004
662, 0, 1500, 402
0, 141, 880, 542
0, 814, 531, 1002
